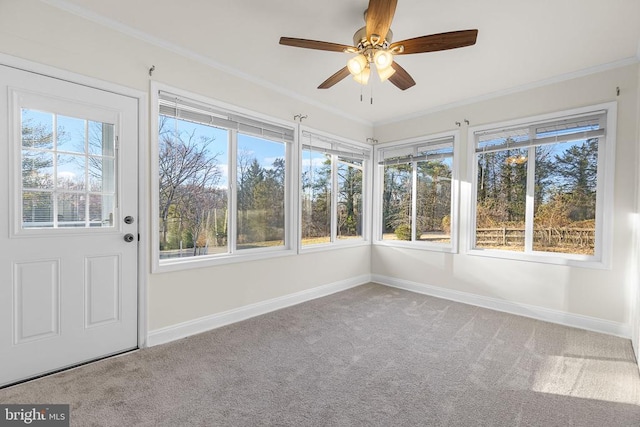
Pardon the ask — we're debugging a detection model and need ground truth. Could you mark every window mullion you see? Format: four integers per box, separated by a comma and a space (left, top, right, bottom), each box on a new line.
331, 153, 338, 242
228, 129, 238, 254
524, 144, 536, 252
84, 120, 90, 228
52, 114, 59, 228
411, 161, 417, 241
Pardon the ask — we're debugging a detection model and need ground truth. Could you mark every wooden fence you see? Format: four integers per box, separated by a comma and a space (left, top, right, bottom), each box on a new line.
476, 227, 595, 250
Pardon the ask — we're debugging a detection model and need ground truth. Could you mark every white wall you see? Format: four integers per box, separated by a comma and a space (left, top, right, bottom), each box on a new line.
0, 1, 372, 333
633, 67, 640, 357
373, 64, 640, 331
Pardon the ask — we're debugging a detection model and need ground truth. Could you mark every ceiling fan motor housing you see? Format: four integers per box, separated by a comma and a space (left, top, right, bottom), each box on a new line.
353, 26, 393, 49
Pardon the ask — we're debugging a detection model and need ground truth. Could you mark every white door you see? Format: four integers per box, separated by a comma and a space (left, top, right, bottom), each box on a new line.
0, 65, 139, 387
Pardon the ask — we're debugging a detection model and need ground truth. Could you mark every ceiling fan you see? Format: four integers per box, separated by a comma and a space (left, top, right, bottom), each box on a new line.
279, 0, 478, 90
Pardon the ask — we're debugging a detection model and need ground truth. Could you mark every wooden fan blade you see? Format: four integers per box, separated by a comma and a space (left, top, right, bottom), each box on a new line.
279, 37, 354, 53
318, 67, 351, 89
366, 0, 398, 43
388, 62, 416, 90
390, 30, 478, 55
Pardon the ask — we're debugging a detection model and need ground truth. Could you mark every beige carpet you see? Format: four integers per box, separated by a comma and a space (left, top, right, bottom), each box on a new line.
1, 283, 639, 426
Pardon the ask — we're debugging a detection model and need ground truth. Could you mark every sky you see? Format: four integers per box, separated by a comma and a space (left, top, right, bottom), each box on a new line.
166, 116, 286, 190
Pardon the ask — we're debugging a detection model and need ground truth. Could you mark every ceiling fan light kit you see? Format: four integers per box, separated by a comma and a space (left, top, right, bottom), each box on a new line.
347, 54, 368, 75
352, 64, 371, 85
376, 61, 396, 82
279, 0, 478, 91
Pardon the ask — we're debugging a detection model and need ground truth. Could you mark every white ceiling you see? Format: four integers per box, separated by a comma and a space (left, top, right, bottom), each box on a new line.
49, 0, 640, 125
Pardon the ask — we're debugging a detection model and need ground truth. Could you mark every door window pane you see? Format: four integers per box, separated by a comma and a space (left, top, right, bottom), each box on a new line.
22, 150, 54, 190
57, 154, 86, 190
57, 115, 86, 153
21, 110, 53, 149
88, 156, 115, 192
58, 192, 86, 225
88, 121, 114, 156
22, 191, 53, 227
89, 194, 114, 227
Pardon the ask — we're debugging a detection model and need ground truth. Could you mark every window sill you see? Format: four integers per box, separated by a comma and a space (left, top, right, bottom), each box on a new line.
373, 239, 457, 254
466, 247, 609, 269
300, 239, 370, 254
153, 247, 297, 273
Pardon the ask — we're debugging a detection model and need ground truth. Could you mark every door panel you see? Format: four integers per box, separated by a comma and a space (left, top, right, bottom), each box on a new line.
85, 254, 120, 328
13, 259, 60, 344
0, 65, 139, 387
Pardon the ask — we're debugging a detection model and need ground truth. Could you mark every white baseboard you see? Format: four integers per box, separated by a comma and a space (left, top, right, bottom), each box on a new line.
147, 274, 371, 347
371, 274, 631, 339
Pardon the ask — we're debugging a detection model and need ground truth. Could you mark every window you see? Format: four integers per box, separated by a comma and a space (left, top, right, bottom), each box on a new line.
470, 105, 615, 265
21, 108, 116, 229
301, 130, 369, 247
155, 89, 294, 267
376, 135, 457, 250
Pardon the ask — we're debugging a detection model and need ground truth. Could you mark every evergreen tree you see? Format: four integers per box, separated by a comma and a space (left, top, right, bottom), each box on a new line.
552, 139, 598, 221
337, 159, 362, 237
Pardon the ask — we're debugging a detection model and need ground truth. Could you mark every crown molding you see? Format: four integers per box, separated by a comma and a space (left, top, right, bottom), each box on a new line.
40, 0, 372, 127
374, 56, 640, 127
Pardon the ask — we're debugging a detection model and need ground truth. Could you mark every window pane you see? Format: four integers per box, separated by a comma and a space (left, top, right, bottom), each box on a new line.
337, 158, 362, 240
21, 109, 53, 149
301, 149, 331, 245
475, 149, 528, 251
57, 154, 86, 190
88, 156, 116, 192
382, 164, 412, 241
158, 115, 229, 259
237, 134, 285, 250
57, 115, 86, 154
88, 121, 115, 156
22, 150, 54, 190
533, 139, 597, 255
23, 191, 53, 227
416, 159, 452, 243
89, 194, 114, 227
57, 192, 86, 226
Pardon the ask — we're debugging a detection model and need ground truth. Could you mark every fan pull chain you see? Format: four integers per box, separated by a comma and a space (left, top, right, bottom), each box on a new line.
370, 82, 374, 105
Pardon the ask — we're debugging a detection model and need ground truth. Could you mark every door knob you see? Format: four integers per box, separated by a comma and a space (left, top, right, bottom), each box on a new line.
124, 233, 135, 243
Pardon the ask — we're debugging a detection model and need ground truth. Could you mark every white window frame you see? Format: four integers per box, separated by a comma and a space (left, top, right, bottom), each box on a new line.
298, 126, 371, 253
150, 83, 298, 272
466, 102, 617, 268
373, 131, 460, 253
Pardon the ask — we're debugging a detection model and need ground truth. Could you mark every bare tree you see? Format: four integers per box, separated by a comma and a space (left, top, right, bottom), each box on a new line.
158, 116, 221, 249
